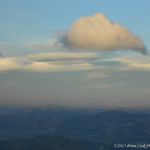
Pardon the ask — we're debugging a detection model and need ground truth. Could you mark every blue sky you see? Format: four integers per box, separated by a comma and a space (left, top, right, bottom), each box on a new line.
1, 0, 150, 43
0, 0, 150, 108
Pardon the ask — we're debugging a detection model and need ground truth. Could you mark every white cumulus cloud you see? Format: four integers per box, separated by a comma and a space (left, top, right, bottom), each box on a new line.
58, 13, 147, 54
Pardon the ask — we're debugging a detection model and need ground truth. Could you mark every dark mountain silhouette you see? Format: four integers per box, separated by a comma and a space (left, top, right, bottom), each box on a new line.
0, 136, 99, 150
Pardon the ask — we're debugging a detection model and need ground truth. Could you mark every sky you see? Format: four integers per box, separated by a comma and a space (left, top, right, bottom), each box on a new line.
0, 0, 150, 108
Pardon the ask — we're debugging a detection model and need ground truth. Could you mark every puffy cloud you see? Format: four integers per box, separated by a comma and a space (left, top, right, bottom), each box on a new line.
58, 13, 147, 54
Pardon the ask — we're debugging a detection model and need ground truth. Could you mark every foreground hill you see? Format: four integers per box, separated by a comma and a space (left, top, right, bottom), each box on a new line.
0, 136, 99, 150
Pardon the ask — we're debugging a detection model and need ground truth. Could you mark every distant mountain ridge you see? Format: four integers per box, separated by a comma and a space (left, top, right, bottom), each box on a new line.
2, 104, 150, 122
3, 104, 150, 115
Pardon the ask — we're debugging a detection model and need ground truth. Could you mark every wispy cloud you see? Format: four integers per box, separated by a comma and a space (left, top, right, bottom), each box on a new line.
0, 42, 13, 51
0, 57, 24, 72
0, 52, 100, 73
28, 39, 63, 50
104, 54, 150, 71
85, 72, 109, 78
1, 49, 150, 74
81, 83, 120, 89
0, 51, 4, 57
27, 52, 99, 60
2, 81, 15, 87
58, 13, 147, 54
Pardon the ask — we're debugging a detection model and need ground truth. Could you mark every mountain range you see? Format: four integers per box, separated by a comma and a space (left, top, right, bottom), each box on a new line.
0, 105, 150, 149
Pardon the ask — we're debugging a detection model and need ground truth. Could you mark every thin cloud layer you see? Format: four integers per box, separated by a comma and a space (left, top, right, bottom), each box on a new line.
103, 54, 150, 71
0, 51, 3, 57
1, 51, 150, 73
59, 13, 147, 54
81, 83, 120, 89
85, 72, 109, 78
0, 42, 12, 50
27, 52, 99, 60
0, 52, 99, 73
28, 39, 63, 50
